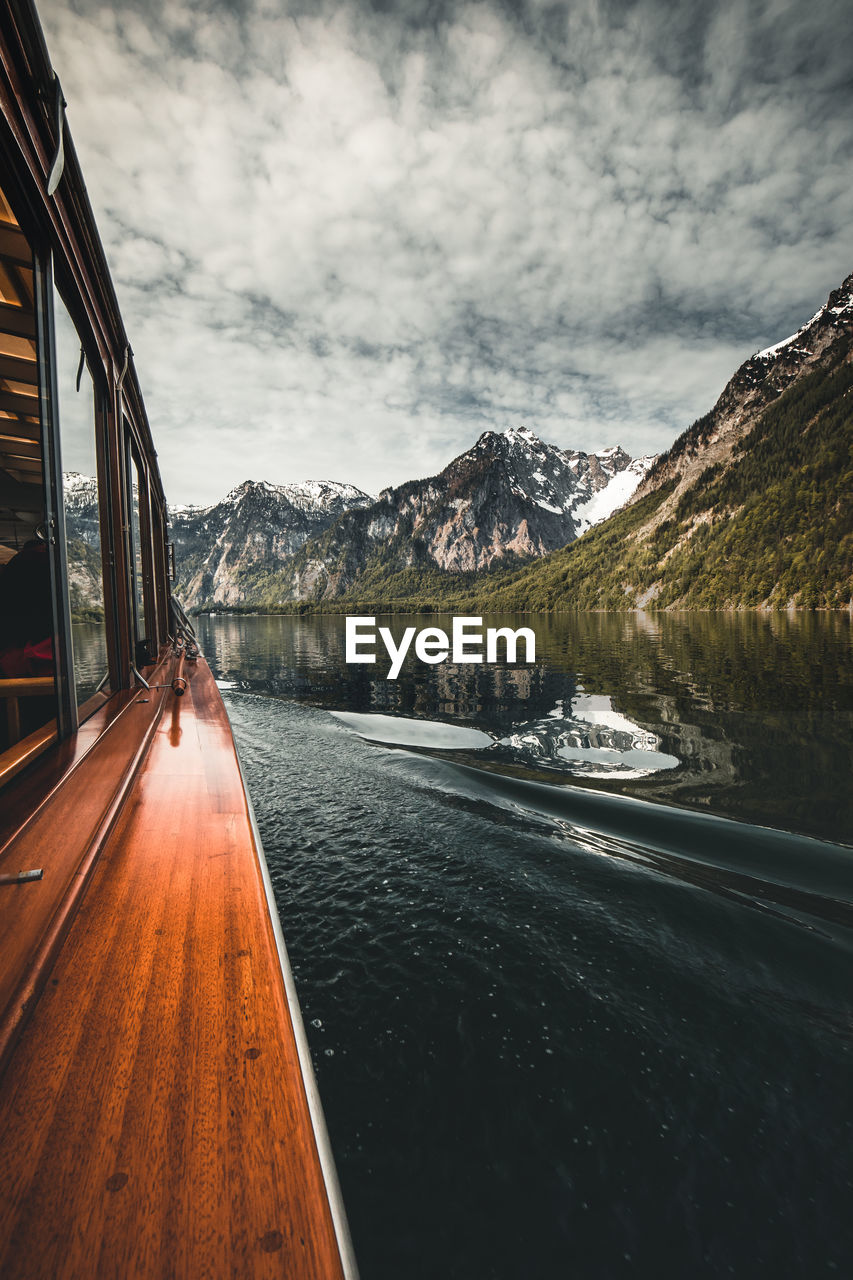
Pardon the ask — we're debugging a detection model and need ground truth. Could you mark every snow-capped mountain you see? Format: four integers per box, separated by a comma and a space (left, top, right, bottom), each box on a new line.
172, 478, 374, 608
635, 270, 853, 515
62, 472, 100, 546
463, 427, 653, 535
272, 428, 655, 605
62, 433, 656, 612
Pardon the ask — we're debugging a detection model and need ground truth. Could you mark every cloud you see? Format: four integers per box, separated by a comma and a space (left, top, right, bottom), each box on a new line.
38, 0, 853, 504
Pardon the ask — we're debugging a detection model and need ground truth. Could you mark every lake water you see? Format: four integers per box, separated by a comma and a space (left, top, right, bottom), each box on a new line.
197, 611, 853, 1278
71, 621, 108, 704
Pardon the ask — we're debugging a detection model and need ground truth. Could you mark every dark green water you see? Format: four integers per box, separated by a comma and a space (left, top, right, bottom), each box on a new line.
198, 611, 853, 1278
71, 621, 108, 703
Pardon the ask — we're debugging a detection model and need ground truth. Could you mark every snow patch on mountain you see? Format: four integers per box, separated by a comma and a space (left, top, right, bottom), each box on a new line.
63, 471, 98, 499
754, 280, 853, 361
573, 454, 657, 532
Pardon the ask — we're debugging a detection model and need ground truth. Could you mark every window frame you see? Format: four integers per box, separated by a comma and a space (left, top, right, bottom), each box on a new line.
49, 269, 121, 724
32, 248, 76, 736
123, 423, 158, 671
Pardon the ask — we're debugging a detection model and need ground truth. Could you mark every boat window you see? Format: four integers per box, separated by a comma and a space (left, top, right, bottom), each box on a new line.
51, 280, 111, 714
0, 184, 59, 762
127, 440, 149, 667
150, 493, 169, 647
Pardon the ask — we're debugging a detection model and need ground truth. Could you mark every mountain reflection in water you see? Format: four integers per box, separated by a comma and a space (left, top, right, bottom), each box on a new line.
198, 611, 853, 1279
198, 610, 852, 842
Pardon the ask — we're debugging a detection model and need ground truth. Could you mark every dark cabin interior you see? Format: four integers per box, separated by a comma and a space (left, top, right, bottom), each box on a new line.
0, 185, 57, 751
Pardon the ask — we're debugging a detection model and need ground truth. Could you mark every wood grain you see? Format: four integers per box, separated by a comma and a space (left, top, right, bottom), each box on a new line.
0, 657, 173, 1071
0, 693, 129, 849
0, 721, 56, 792
0, 659, 348, 1279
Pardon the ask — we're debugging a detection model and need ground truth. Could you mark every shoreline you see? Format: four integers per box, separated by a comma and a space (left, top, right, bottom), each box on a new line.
186, 603, 853, 617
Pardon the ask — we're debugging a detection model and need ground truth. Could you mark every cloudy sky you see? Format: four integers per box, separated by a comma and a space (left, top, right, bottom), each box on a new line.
39, 0, 853, 506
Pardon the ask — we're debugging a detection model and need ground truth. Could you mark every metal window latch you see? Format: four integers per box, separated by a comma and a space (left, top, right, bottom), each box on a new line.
0, 869, 43, 886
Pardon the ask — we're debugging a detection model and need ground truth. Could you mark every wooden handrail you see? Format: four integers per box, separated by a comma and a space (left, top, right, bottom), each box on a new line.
0, 677, 55, 697
0, 722, 57, 790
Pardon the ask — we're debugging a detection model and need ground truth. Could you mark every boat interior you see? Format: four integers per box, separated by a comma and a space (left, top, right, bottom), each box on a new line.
0, 185, 55, 758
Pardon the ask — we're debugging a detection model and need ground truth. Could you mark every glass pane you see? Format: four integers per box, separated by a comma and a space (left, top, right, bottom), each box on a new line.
0, 184, 58, 750
130, 452, 146, 652
52, 279, 109, 709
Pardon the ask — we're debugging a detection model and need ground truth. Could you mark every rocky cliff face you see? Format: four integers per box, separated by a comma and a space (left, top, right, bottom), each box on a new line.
277, 427, 654, 603
171, 479, 374, 608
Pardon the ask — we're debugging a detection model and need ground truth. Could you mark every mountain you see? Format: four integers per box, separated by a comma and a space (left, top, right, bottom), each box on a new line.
633, 271, 853, 521
372, 270, 852, 613
63, 472, 104, 620
63, 472, 101, 545
258, 429, 654, 605
172, 479, 374, 608
165, 431, 653, 610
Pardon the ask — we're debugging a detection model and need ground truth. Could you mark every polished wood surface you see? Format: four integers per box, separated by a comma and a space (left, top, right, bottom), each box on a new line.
0, 689, 133, 848
0, 656, 172, 1072
0, 719, 56, 789
0, 658, 347, 1279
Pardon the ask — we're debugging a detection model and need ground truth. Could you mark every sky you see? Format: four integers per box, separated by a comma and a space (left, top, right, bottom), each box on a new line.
38, 0, 853, 507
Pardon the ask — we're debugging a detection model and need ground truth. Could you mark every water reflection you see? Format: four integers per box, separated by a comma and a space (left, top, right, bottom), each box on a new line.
196, 611, 852, 843
494, 693, 680, 778
70, 621, 108, 705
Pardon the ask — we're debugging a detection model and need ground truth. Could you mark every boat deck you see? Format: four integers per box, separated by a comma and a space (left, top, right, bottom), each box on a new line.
0, 658, 349, 1278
